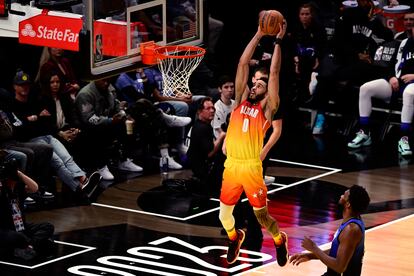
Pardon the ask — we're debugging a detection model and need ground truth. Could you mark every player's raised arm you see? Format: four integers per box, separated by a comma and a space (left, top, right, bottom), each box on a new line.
266, 20, 286, 120
234, 26, 264, 106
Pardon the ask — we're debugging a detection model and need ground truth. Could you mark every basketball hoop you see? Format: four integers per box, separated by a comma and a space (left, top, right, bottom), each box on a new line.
140, 41, 159, 65
154, 45, 206, 98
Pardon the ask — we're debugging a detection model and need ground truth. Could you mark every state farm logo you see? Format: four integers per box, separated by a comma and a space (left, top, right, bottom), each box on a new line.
19, 14, 82, 51
21, 24, 36, 37
20, 23, 79, 42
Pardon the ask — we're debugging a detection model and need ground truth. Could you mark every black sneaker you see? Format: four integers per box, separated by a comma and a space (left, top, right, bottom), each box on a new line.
24, 196, 36, 206
275, 231, 288, 266
41, 191, 55, 199
81, 171, 102, 198
226, 229, 245, 264
14, 247, 37, 261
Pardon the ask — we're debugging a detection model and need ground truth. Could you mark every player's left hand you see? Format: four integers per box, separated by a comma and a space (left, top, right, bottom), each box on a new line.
301, 236, 317, 252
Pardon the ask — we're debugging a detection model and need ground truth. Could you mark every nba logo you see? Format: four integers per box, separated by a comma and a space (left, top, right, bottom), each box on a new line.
95, 34, 103, 62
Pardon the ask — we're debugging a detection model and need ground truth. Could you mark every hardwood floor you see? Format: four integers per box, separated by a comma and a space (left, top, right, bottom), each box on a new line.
3, 123, 414, 275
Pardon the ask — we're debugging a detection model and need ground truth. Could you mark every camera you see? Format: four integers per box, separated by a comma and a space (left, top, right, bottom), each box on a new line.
0, 158, 19, 181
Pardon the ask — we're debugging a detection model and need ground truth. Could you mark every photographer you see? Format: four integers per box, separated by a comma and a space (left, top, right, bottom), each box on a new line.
0, 154, 55, 261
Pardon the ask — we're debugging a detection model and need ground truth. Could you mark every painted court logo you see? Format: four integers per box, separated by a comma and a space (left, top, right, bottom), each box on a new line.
68, 236, 273, 275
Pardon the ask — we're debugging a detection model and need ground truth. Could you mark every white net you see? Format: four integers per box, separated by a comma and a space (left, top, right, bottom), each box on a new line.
155, 45, 205, 98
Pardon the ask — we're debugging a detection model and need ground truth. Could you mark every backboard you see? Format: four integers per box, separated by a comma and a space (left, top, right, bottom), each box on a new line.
83, 0, 205, 78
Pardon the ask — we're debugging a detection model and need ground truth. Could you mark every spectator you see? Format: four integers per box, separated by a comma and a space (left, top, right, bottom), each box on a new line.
144, 66, 202, 153
291, 3, 327, 102
145, 65, 206, 120
114, 69, 192, 168
9, 70, 100, 202
211, 75, 235, 139
36, 47, 80, 100
348, 26, 414, 156
310, 0, 394, 134
0, 153, 55, 261
127, 97, 187, 170
75, 78, 144, 180
0, 88, 55, 203
394, 11, 414, 41
38, 69, 81, 146
187, 97, 226, 196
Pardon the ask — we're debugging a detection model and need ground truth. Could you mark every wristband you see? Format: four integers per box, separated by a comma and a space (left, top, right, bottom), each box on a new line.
275, 37, 282, 45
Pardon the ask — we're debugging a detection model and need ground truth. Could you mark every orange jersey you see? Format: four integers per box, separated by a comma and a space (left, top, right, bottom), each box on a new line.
226, 100, 270, 160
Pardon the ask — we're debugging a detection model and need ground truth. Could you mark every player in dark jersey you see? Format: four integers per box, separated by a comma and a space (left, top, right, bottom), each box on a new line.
290, 185, 370, 276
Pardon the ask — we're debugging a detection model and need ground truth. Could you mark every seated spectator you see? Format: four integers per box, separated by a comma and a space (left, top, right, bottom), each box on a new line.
0, 102, 55, 203
212, 75, 235, 139
127, 97, 187, 170
310, 0, 393, 134
291, 3, 327, 102
394, 11, 414, 41
114, 68, 193, 157
145, 66, 206, 118
0, 153, 55, 261
9, 70, 100, 202
144, 66, 205, 153
187, 97, 226, 196
36, 47, 80, 100
75, 77, 145, 180
348, 26, 414, 156
38, 69, 81, 147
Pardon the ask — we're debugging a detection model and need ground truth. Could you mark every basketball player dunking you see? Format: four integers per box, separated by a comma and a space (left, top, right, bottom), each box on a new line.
218, 21, 288, 265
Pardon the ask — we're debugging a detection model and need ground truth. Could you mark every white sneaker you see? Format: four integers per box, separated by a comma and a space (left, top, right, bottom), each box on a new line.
398, 136, 412, 156
264, 175, 275, 185
159, 156, 183, 170
98, 165, 115, 180
118, 158, 143, 172
162, 113, 192, 127
348, 130, 372, 149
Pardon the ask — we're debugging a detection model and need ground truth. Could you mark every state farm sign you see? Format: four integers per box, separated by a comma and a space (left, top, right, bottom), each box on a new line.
19, 13, 82, 51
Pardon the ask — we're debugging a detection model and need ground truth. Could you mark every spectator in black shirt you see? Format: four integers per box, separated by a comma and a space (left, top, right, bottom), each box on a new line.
187, 97, 225, 196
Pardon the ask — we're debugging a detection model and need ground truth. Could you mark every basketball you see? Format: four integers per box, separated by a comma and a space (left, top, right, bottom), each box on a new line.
259, 10, 284, 36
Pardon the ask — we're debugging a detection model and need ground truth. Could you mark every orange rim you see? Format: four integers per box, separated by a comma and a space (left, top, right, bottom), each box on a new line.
154, 45, 206, 60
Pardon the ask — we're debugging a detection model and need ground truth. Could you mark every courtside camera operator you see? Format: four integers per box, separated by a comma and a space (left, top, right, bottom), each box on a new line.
0, 152, 55, 261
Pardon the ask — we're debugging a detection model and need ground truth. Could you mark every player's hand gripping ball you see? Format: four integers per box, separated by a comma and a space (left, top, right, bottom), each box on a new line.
259, 10, 284, 36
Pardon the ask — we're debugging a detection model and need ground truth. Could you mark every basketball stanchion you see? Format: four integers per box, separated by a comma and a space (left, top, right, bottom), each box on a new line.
141, 43, 206, 98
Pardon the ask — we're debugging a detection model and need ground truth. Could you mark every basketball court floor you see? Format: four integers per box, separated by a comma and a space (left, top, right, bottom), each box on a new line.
2, 113, 414, 276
